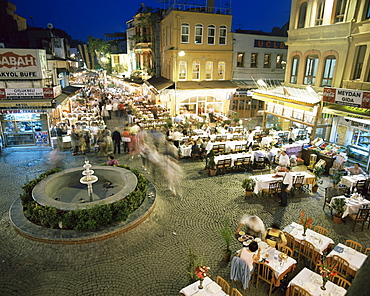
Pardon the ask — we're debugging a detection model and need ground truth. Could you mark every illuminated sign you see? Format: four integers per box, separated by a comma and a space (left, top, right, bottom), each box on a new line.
323, 87, 370, 109
254, 40, 287, 49
0, 86, 61, 99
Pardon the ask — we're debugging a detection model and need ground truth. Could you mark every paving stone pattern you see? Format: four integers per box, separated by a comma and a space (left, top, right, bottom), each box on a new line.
0, 121, 369, 295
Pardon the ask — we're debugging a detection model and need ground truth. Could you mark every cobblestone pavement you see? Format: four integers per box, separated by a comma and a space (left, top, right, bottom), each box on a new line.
0, 129, 369, 295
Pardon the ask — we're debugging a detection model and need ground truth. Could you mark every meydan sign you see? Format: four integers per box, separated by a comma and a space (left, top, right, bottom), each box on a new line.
323, 87, 370, 109
0, 49, 48, 80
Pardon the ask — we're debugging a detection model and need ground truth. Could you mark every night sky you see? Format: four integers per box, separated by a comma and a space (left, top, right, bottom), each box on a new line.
9, 0, 291, 42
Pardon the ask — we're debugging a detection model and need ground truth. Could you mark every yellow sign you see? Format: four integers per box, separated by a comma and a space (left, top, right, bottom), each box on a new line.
0, 100, 51, 107
253, 94, 315, 112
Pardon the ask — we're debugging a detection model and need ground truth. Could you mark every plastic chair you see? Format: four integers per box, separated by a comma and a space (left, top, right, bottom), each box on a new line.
216, 276, 230, 294
313, 226, 329, 237
230, 288, 243, 296
345, 240, 363, 252
256, 262, 274, 296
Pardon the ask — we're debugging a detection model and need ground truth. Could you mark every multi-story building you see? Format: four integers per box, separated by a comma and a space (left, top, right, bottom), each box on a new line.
231, 29, 288, 121
148, 0, 236, 117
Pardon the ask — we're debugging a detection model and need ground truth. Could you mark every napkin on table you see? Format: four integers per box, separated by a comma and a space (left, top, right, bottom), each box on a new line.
302, 282, 317, 293
206, 282, 222, 294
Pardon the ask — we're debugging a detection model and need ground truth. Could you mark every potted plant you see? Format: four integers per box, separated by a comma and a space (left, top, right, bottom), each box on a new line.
312, 165, 325, 193
207, 149, 217, 176
331, 197, 346, 224
242, 177, 256, 197
331, 170, 345, 187
220, 219, 233, 262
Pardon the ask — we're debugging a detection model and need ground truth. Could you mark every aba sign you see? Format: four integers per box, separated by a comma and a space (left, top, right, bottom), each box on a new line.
0, 52, 37, 69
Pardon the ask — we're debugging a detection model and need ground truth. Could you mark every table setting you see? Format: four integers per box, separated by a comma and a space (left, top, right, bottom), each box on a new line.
340, 174, 367, 189
329, 194, 370, 217
283, 222, 334, 254
327, 243, 367, 276
287, 267, 347, 296
179, 276, 227, 296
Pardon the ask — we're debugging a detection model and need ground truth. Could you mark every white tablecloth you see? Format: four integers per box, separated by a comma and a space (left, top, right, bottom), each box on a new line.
214, 152, 251, 167
179, 277, 227, 296
260, 246, 297, 280
283, 222, 334, 255
329, 195, 370, 217
340, 175, 367, 189
251, 172, 315, 194
287, 267, 347, 296
180, 145, 192, 157
327, 243, 367, 272
205, 140, 248, 154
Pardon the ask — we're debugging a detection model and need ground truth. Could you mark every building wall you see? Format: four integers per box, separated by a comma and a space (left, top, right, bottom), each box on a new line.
160, 10, 233, 82
286, 0, 370, 90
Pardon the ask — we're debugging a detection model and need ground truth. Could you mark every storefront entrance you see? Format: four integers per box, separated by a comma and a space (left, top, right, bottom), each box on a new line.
178, 95, 223, 117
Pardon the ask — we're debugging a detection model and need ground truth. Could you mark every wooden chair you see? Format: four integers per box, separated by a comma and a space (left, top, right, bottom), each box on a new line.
191, 146, 202, 160
323, 187, 345, 215
256, 262, 274, 296
216, 276, 230, 294
313, 226, 329, 237
330, 255, 350, 279
234, 157, 244, 171
291, 285, 311, 296
354, 179, 367, 195
264, 181, 281, 199
351, 208, 370, 232
216, 135, 222, 142
364, 247, 370, 255
331, 274, 351, 289
242, 156, 252, 172
283, 231, 299, 259
223, 158, 232, 173
230, 288, 243, 296
255, 157, 266, 169
298, 240, 316, 269
213, 144, 220, 155
233, 144, 242, 153
218, 143, 226, 154
278, 245, 293, 258
293, 175, 305, 194
345, 240, 363, 252
216, 159, 226, 175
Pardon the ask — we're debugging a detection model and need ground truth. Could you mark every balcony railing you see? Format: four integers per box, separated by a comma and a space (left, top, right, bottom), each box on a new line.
164, 3, 231, 17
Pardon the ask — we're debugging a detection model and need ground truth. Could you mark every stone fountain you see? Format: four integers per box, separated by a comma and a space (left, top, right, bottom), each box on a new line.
80, 159, 99, 202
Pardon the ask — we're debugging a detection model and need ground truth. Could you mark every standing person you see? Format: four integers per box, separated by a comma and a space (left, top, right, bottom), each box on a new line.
122, 128, 131, 153
172, 129, 183, 148
118, 101, 125, 118
236, 215, 266, 239
280, 166, 293, 207
71, 127, 81, 156
112, 100, 119, 117
278, 150, 290, 167
112, 127, 122, 155
246, 130, 254, 149
56, 125, 63, 151
288, 128, 295, 144
105, 101, 113, 119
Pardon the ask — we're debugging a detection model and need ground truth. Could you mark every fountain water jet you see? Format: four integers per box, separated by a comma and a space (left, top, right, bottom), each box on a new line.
80, 159, 98, 202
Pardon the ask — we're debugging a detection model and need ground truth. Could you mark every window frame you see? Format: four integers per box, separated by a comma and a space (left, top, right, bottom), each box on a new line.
192, 61, 200, 80
178, 61, 187, 81
207, 25, 216, 45
205, 61, 213, 80
297, 2, 308, 28
315, 0, 325, 26
353, 45, 367, 80
251, 53, 258, 68
218, 62, 225, 80
263, 54, 271, 68
276, 54, 284, 69
321, 55, 336, 87
334, 0, 347, 23
219, 25, 227, 45
195, 24, 203, 44
365, 0, 370, 20
237, 52, 245, 67
290, 55, 300, 84
181, 23, 190, 44
304, 55, 319, 85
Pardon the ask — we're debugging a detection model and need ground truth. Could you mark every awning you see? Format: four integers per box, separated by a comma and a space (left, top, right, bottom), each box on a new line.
145, 76, 174, 94
62, 85, 82, 96
55, 93, 69, 105
176, 80, 236, 90
323, 103, 370, 120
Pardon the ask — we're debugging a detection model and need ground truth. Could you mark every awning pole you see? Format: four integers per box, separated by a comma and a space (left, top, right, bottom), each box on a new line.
311, 96, 324, 142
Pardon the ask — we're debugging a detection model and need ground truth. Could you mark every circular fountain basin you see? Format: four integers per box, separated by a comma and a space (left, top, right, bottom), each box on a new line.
32, 166, 137, 211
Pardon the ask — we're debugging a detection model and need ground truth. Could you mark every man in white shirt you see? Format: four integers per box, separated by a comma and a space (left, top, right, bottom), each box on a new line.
280, 166, 293, 206
172, 129, 183, 148
278, 150, 290, 167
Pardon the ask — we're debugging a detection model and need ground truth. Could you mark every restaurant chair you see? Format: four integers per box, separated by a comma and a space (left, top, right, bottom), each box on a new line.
291, 285, 311, 296
292, 175, 305, 195
264, 181, 281, 200
283, 231, 299, 259
216, 276, 230, 294
241, 144, 247, 152
364, 247, 370, 255
256, 262, 274, 296
233, 144, 242, 153
191, 146, 202, 161
331, 274, 351, 289
345, 239, 363, 252
313, 226, 329, 237
230, 256, 253, 289
350, 208, 370, 232
216, 159, 226, 175
298, 240, 316, 269
255, 157, 266, 169
223, 158, 232, 173
230, 288, 243, 296
242, 156, 252, 172
278, 245, 293, 258
323, 187, 342, 215
216, 135, 222, 142
353, 179, 366, 195
330, 255, 350, 279
221, 135, 227, 142
213, 144, 220, 155
234, 158, 244, 172
219, 144, 226, 155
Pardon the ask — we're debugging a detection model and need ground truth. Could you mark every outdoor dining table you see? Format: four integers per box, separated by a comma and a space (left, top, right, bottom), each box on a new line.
214, 152, 252, 167
286, 267, 347, 296
179, 276, 227, 296
180, 145, 193, 158
205, 140, 248, 154
329, 195, 370, 217
327, 243, 367, 277
340, 174, 368, 190
283, 222, 334, 255
251, 172, 315, 194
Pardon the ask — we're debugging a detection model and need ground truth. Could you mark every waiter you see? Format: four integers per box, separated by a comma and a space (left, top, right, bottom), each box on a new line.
280, 166, 293, 207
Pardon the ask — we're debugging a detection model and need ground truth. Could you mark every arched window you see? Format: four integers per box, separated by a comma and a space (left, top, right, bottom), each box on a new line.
334, 0, 347, 23
207, 25, 215, 45
192, 61, 200, 80
205, 62, 213, 80
181, 23, 190, 43
195, 24, 203, 44
322, 55, 336, 86
297, 2, 307, 28
290, 55, 300, 84
315, 0, 325, 25
218, 62, 225, 80
219, 25, 227, 45
304, 55, 319, 85
178, 61, 187, 81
